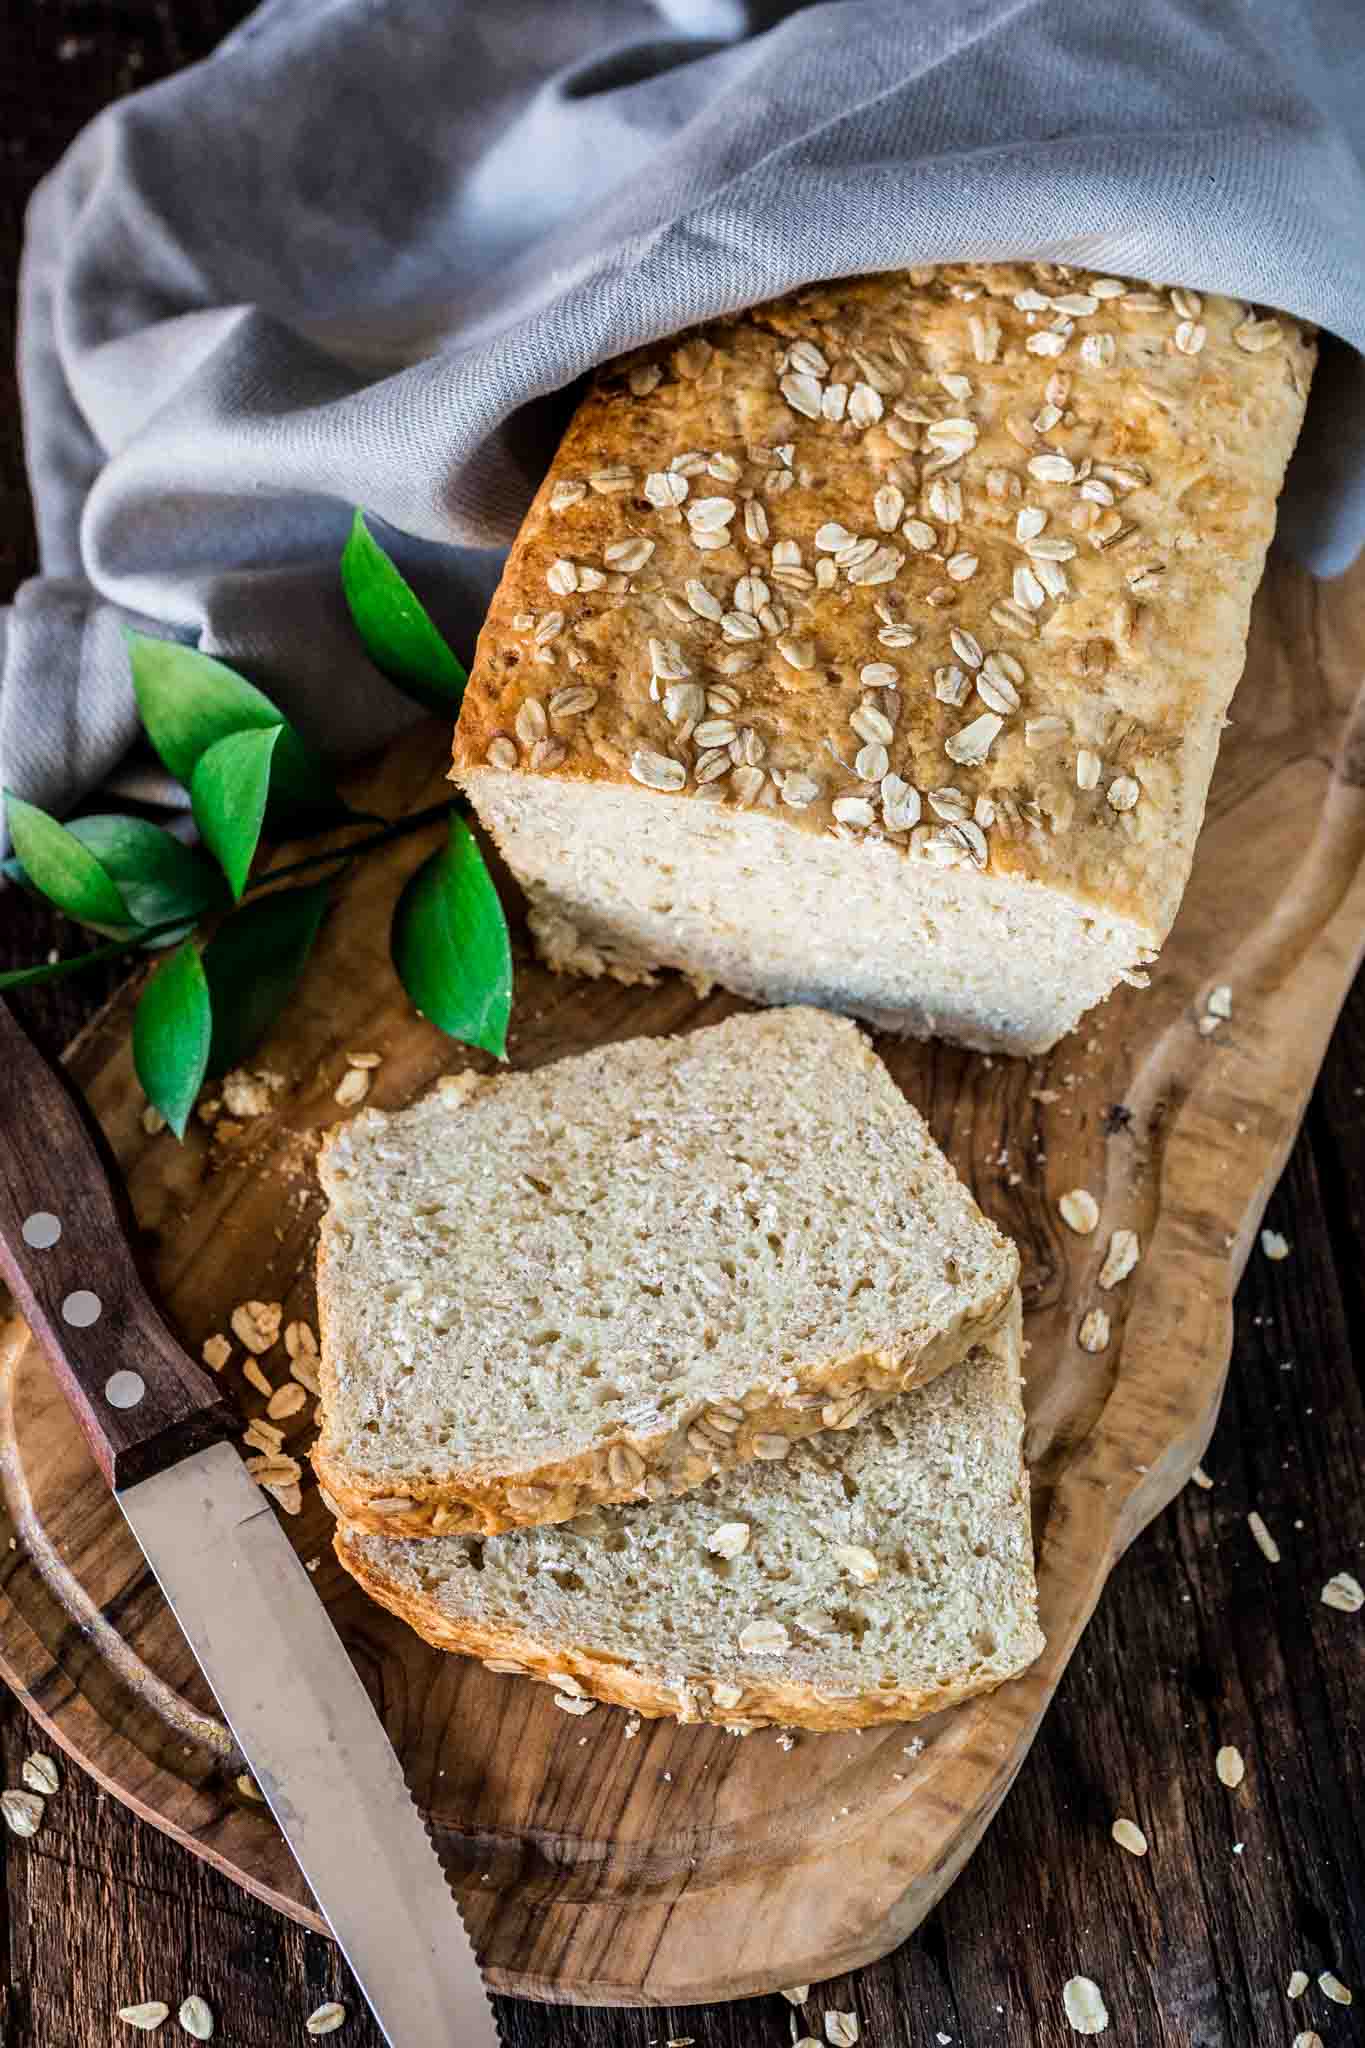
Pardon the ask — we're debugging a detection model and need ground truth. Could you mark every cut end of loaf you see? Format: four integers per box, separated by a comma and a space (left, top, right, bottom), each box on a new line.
336, 1293, 1044, 1731
467, 767, 1153, 1054
313, 1007, 1017, 1536
452, 262, 1314, 1057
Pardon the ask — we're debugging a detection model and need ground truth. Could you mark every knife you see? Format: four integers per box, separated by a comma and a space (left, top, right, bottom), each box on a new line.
0, 1000, 500, 2048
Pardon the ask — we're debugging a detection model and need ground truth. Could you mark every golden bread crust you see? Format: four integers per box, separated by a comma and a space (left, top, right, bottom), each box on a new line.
452, 262, 1314, 939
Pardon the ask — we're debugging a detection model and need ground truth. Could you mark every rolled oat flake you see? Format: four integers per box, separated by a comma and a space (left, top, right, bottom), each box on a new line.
178, 1995, 214, 2040
1063, 1976, 1109, 2034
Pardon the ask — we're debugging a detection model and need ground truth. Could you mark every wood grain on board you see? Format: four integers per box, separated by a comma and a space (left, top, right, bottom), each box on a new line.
0, 547, 1362, 2006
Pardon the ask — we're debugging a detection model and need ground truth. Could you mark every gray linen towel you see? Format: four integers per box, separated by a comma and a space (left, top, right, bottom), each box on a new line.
6, 0, 1365, 829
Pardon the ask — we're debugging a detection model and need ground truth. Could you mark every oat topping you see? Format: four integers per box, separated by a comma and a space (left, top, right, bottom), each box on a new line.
201, 1334, 232, 1373
1321, 1571, 1364, 1613
1318, 1972, 1352, 2005
1078, 1307, 1111, 1353
231, 1300, 282, 1355
1286, 1971, 1309, 1999
305, 2005, 348, 2036
1062, 1977, 1109, 2035
1059, 1188, 1100, 1235
178, 1996, 215, 2041
738, 1617, 791, 1655
463, 262, 1311, 965
706, 1521, 752, 1557
1215, 1744, 1246, 1787
1110, 1816, 1148, 1855
22, 1753, 59, 1796
117, 2005, 172, 2032
1, 1789, 44, 1838
1098, 1229, 1141, 1288
824, 2014, 860, 2047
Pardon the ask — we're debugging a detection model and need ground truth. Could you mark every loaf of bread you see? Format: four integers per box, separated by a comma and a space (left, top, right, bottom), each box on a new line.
336, 1292, 1041, 1731
452, 264, 1314, 1054
313, 1008, 1017, 1539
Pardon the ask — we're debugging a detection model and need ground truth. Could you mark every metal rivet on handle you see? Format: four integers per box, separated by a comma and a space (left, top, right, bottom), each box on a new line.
104, 1370, 146, 1411
60, 1290, 102, 1328
21, 1212, 61, 1249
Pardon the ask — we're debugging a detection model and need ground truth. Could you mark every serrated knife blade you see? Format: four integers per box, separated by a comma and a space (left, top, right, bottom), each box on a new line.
120, 1443, 500, 2048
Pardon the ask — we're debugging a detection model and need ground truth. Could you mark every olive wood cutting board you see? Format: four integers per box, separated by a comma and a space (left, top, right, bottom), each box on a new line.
0, 547, 1363, 2005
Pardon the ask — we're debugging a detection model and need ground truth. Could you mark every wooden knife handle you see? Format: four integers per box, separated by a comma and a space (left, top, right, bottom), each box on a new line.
0, 1000, 237, 1493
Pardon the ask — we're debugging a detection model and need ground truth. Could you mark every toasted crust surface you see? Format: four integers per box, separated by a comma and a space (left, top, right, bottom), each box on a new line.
313, 1009, 1017, 1537
451, 263, 1313, 1045
336, 1295, 1042, 1732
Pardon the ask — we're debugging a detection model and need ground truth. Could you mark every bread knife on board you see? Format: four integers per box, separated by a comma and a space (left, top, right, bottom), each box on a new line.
0, 1000, 500, 2048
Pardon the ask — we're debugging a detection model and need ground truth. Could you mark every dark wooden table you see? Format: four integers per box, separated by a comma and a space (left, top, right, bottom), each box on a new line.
2, 9, 1363, 2045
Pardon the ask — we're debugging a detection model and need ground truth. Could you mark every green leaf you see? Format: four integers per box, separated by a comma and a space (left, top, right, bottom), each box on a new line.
64, 816, 226, 930
190, 726, 280, 900
125, 632, 344, 820
201, 882, 331, 1076
391, 815, 511, 1057
4, 792, 134, 935
132, 942, 213, 1139
341, 510, 468, 715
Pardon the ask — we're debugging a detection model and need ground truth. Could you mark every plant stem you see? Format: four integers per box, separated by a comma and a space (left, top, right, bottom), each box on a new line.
254, 799, 458, 890
0, 921, 192, 991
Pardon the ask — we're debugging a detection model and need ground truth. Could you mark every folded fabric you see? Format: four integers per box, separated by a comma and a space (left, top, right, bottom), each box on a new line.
6, 0, 1364, 830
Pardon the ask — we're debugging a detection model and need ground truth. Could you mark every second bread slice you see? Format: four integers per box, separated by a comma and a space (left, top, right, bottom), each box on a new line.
314, 1007, 1017, 1537
337, 1295, 1042, 1730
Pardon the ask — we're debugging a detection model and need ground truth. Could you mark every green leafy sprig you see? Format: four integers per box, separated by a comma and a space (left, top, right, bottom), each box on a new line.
3, 512, 511, 1135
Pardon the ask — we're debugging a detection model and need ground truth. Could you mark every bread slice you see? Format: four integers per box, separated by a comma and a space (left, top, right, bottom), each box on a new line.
452, 263, 1314, 1055
314, 1008, 1017, 1539
336, 1292, 1041, 1731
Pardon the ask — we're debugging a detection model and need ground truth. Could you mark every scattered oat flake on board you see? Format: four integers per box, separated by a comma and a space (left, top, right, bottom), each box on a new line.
1111, 1816, 1147, 1855
306, 2004, 347, 2036
178, 1995, 214, 2039
1, 1789, 44, 1837
1098, 1229, 1140, 1288
1059, 1188, 1100, 1235
118, 2005, 171, 2031
334, 1066, 371, 1108
1287, 1970, 1309, 1998
1248, 1512, 1280, 1562
1206, 985, 1233, 1019
1078, 1308, 1110, 1353
1293, 2034, 1323, 2048
1319, 1971, 1352, 2005
237, 1773, 264, 1801
243, 1358, 274, 1398
1321, 1571, 1364, 1612
1062, 1977, 1109, 2034
201, 1334, 232, 1373
1261, 1229, 1290, 1261
1215, 1745, 1245, 1788
22, 1752, 59, 1795
781, 1986, 811, 2005
825, 2012, 859, 2046
231, 1300, 282, 1354
1190, 1466, 1214, 1490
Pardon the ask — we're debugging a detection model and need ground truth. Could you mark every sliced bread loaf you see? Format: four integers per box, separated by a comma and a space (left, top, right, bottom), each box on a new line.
314, 1007, 1017, 1538
336, 1292, 1041, 1731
